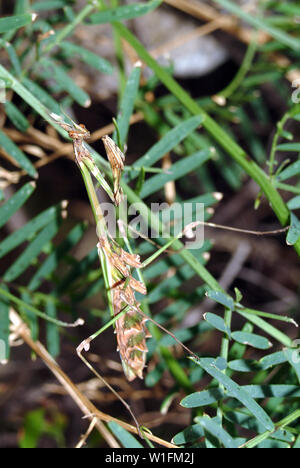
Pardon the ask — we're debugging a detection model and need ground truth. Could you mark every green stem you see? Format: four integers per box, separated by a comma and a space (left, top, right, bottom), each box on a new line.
114, 23, 300, 257
44, 4, 95, 53
274, 182, 300, 195
241, 409, 300, 448
0, 287, 83, 328
218, 34, 258, 100
268, 111, 291, 177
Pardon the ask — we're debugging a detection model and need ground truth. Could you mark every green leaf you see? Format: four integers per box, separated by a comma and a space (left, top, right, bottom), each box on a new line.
205, 290, 235, 311
190, 357, 275, 431
257, 439, 290, 449
286, 213, 300, 246
5, 101, 30, 132
172, 424, 205, 445
0, 39, 21, 75
107, 421, 143, 448
19, 409, 46, 448
203, 312, 231, 336
181, 387, 225, 408
242, 385, 300, 399
0, 204, 61, 259
0, 14, 34, 33
56, 247, 98, 294
22, 77, 61, 114
89, 0, 162, 24
194, 416, 237, 448
258, 351, 288, 370
140, 149, 211, 198
236, 309, 293, 347
212, 0, 300, 51
277, 159, 300, 181
0, 130, 37, 178
228, 359, 262, 372
59, 42, 113, 74
145, 361, 165, 387
231, 331, 272, 350
276, 143, 300, 152
28, 222, 87, 291
0, 285, 10, 362
113, 63, 141, 149
45, 301, 60, 358
132, 115, 205, 175
36, 58, 91, 107
32, 1, 66, 11
0, 182, 35, 230
3, 217, 61, 282
283, 348, 300, 384
287, 196, 300, 210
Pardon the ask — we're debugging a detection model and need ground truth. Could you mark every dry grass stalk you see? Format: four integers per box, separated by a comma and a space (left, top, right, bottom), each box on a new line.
9, 308, 177, 448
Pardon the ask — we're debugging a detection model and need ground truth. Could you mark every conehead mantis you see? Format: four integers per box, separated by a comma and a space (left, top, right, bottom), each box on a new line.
50, 113, 290, 433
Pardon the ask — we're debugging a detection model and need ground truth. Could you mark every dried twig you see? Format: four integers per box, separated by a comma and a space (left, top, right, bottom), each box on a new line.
9, 308, 178, 449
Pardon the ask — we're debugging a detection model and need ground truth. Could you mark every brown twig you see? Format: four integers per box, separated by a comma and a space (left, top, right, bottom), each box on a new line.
9, 308, 178, 449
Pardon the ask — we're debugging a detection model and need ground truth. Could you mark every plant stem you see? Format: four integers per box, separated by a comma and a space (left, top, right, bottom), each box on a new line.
114, 23, 300, 257
240, 409, 300, 448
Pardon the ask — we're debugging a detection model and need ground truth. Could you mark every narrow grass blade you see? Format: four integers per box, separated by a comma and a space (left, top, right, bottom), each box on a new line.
5, 101, 29, 132
0, 40, 21, 75
277, 160, 300, 181
0, 285, 10, 362
56, 247, 98, 295
0, 182, 35, 230
89, 0, 162, 24
236, 309, 293, 347
45, 300, 60, 357
0, 204, 61, 259
36, 58, 91, 108
113, 63, 141, 149
0, 14, 34, 33
140, 149, 211, 198
132, 115, 204, 174
212, 0, 300, 51
191, 357, 274, 431
21, 290, 38, 341
3, 217, 61, 282
32, 1, 66, 11
276, 143, 300, 152
242, 385, 300, 399
22, 78, 61, 114
59, 42, 113, 74
283, 348, 300, 384
115, 23, 299, 256
0, 130, 37, 178
28, 222, 87, 291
